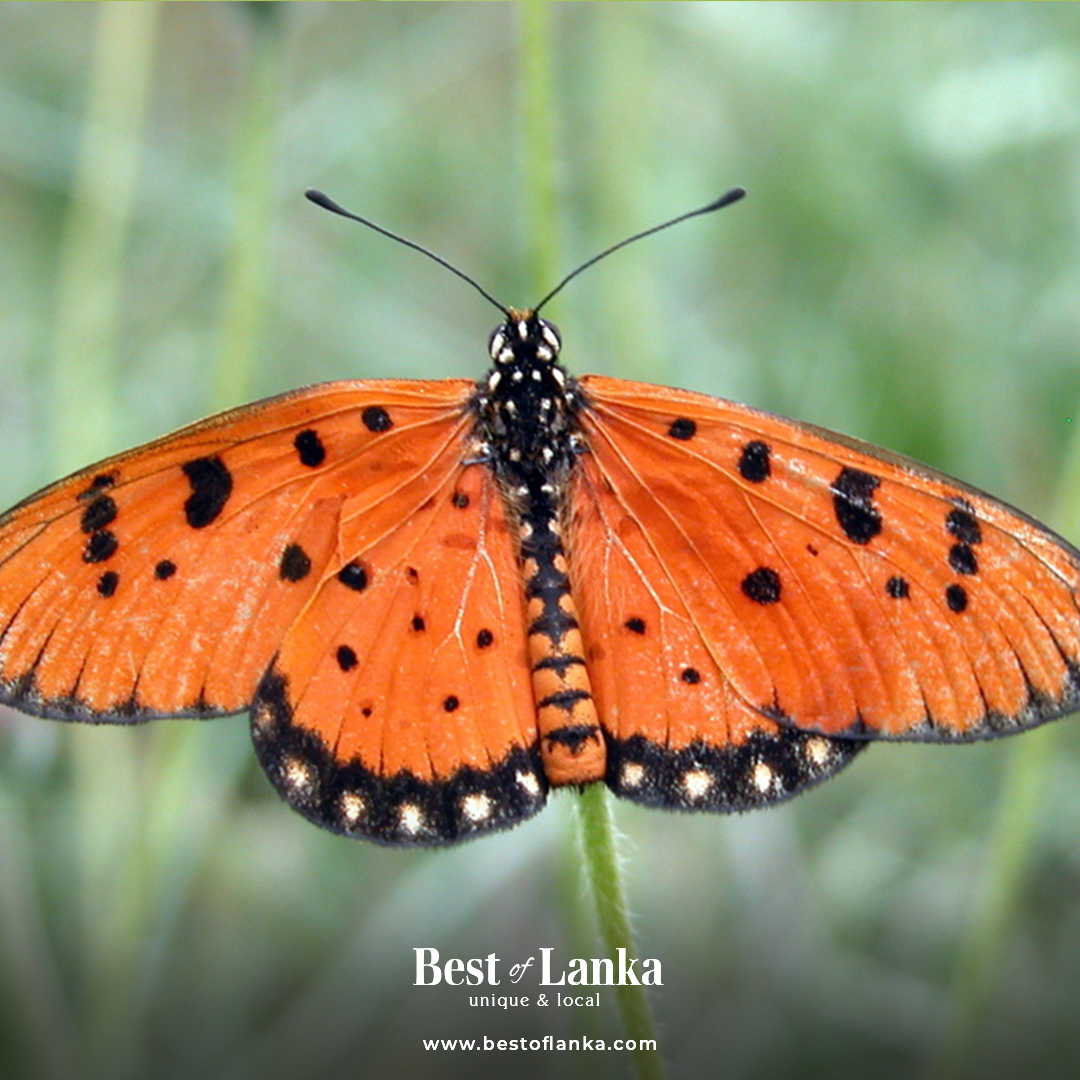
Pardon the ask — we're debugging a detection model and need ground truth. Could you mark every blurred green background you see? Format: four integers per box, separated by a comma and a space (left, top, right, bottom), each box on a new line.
3, 3, 1080, 1079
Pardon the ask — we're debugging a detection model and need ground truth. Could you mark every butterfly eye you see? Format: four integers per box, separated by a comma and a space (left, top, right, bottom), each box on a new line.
488, 325, 511, 362
539, 319, 561, 354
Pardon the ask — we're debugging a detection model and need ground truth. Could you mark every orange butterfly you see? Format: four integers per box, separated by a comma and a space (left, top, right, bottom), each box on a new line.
2, 189, 1078, 846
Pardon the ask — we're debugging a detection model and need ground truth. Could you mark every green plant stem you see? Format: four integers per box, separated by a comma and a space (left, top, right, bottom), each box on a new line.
577, 786, 665, 1080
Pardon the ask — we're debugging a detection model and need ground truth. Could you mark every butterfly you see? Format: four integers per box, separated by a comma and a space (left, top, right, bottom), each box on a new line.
1, 188, 1079, 847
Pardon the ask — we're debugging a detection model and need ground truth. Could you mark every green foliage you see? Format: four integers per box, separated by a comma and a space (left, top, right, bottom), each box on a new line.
1, 4, 1080, 1079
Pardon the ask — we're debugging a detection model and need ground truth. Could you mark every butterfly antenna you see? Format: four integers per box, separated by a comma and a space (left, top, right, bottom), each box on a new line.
306, 189, 510, 317
533, 187, 747, 314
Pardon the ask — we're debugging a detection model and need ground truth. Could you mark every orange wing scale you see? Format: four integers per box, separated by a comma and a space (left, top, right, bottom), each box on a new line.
576, 375, 1080, 749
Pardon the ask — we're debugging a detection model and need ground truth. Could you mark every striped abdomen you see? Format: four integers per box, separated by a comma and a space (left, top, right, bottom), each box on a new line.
520, 505, 605, 786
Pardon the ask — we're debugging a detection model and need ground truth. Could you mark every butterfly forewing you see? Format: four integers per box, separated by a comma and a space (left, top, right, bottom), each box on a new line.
0, 380, 475, 720
577, 375, 1080, 742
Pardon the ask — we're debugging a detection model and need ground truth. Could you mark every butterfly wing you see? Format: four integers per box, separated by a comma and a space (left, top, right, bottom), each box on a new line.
0, 376, 546, 843
570, 416, 864, 812
0, 379, 477, 720
574, 374, 1080, 812
250, 455, 546, 844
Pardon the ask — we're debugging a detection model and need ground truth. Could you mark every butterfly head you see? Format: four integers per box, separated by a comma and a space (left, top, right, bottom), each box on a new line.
488, 309, 562, 369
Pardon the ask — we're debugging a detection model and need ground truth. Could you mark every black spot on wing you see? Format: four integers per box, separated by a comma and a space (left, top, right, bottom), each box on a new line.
338, 562, 368, 591
624, 617, 646, 634
946, 583, 968, 613
362, 406, 392, 433
336, 645, 358, 672
886, 575, 909, 599
294, 429, 326, 468
741, 567, 781, 605
279, 543, 312, 583
738, 440, 771, 482
78, 473, 117, 502
476, 628, 494, 648
182, 456, 233, 529
946, 503, 982, 545
667, 417, 696, 441
948, 543, 978, 576
154, 559, 177, 580
97, 571, 119, 598
831, 467, 882, 545
81, 495, 117, 534
83, 530, 118, 564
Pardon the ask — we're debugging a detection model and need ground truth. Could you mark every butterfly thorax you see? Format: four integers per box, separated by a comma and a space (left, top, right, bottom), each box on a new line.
471, 309, 582, 489
470, 310, 605, 787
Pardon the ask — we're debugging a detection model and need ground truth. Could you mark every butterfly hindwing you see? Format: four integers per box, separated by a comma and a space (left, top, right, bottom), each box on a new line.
568, 432, 864, 811
250, 457, 546, 845
577, 375, 1080, 748
0, 379, 475, 721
